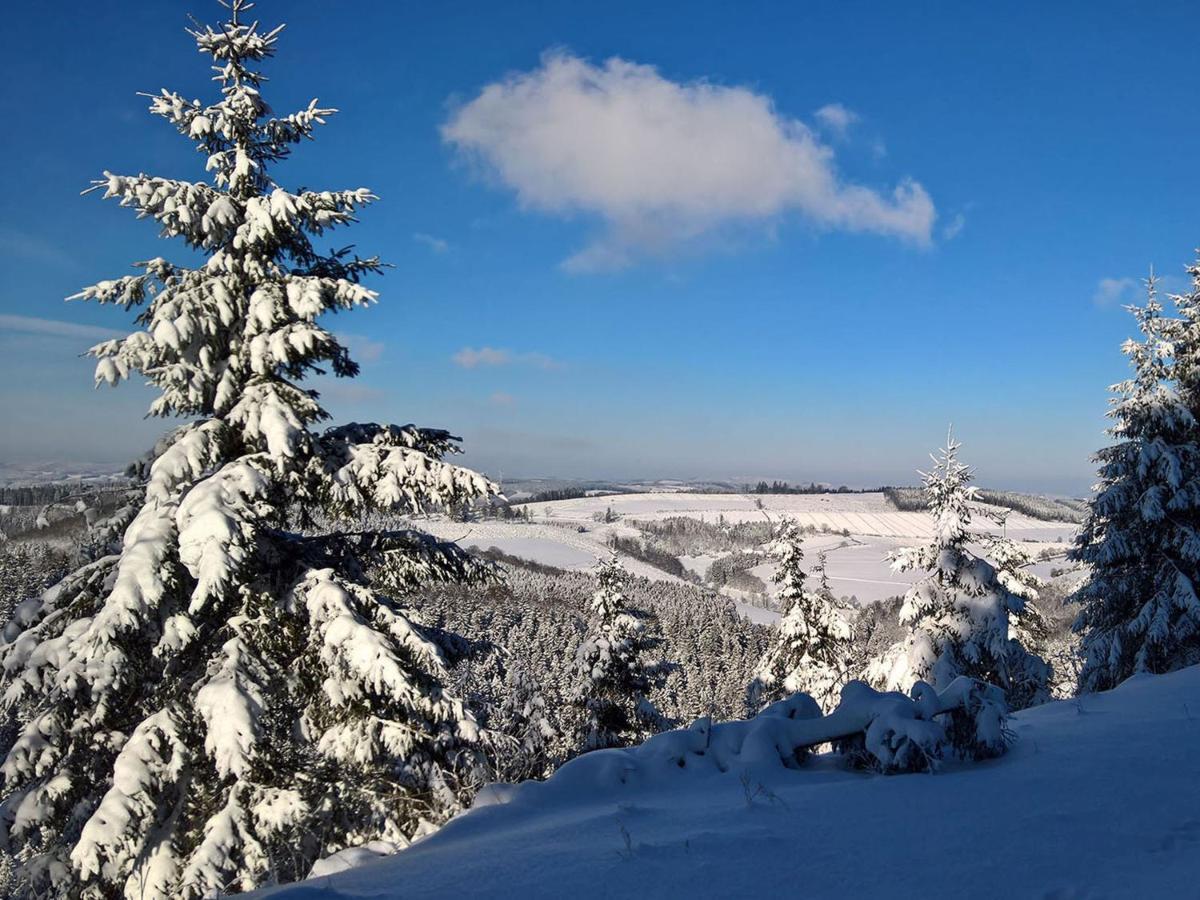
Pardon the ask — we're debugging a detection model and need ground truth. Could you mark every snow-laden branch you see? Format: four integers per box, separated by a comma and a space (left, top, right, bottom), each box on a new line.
296, 568, 481, 767
316, 425, 499, 517
71, 708, 188, 891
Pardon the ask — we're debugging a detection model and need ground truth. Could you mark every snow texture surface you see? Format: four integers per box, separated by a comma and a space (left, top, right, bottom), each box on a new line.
257, 665, 1200, 899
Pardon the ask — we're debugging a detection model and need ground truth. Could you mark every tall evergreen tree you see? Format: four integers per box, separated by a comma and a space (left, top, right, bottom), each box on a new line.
868, 434, 1049, 709
747, 523, 853, 714
1072, 275, 1200, 691
0, 5, 498, 897
570, 556, 668, 754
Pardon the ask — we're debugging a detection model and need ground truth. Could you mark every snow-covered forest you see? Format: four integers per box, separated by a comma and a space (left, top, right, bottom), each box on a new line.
1, 2, 1198, 898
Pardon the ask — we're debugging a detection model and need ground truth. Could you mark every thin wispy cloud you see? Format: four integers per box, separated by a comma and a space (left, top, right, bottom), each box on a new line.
490, 391, 516, 407
0, 314, 122, 341
314, 380, 388, 405
453, 347, 510, 368
0, 230, 74, 267
1154, 273, 1192, 296
941, 213, 966, 241
1092, 277, 1138, 308
443, 52, 937, 271
413, 232, 450, 254
452, 346, 562, 370
336, 332, 385, 362
814, 102, 860, 138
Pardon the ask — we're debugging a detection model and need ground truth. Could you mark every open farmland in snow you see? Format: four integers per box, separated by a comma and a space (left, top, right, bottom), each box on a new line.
411, 492, 1079, 613
413, 518, 689, 585
518, 491, 1075, 542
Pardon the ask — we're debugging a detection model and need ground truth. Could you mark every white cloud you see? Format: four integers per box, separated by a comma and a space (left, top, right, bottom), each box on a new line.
941, 213, 966, 241
0, 314, 122, 341
442, 52, 937, 271
1092, 277, 1138, 308
452, 346, 561, 369
814, 102, 859, 138
490, 391, 516, 407
413, 232, 450, 254
453, 347, 511, 368
315, 380, 388, 405
336, 332, 385, 362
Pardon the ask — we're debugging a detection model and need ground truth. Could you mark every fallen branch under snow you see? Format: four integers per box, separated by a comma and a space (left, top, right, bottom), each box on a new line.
467, 675, 1009, 819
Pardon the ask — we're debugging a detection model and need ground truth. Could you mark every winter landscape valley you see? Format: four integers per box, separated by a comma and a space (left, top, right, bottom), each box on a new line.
2, 1, 1200, 898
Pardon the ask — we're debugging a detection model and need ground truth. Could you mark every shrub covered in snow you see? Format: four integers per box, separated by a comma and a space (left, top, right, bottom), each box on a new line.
482, 674, 1010, 809
0, 5, 498, 896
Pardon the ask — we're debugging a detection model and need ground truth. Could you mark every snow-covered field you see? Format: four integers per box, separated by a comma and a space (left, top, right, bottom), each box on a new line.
420, 493, 1076, 610
415, 518, 689, 585
523, 491, 1075, 542
259, 666, 1200, 899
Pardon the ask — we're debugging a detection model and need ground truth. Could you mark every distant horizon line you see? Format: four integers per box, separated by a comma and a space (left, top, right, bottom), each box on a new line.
0, 459, 1093, 499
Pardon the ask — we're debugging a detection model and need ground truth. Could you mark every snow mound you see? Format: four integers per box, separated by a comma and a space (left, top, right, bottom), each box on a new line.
257, 665, 1200, 899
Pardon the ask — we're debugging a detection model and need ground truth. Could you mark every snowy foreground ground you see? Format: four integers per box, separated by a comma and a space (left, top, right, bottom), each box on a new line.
259, 666, 1200, 899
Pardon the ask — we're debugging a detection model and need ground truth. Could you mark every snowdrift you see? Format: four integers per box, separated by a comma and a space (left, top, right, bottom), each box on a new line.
259, 666, 1200, 899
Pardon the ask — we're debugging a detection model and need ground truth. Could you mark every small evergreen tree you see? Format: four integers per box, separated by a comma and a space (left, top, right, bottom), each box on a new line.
868, 433, 1049, 711
493, 664, 557, 781
570, 556, 669, 753
0, 5, 498, 897
984, 532, 1053, 709
1072, 274, 1200, 691
747, 523, 853, 714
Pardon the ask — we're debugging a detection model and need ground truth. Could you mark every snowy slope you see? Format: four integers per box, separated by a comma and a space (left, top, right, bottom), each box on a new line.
260, 666, 1200, 899
414, 518, 686, 584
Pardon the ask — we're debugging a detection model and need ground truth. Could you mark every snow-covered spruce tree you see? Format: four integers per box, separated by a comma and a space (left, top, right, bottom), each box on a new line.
1072, 274, 1200, 692
570, 556, 669, 754
746, 523, 853, 714
492, 664, 557, 781
0, 5, 500, 897
983, 531, 1053, 710
868, 434, 1047, 744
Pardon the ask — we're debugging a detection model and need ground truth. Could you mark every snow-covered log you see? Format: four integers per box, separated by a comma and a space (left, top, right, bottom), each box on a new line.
474, 675, 1009, 813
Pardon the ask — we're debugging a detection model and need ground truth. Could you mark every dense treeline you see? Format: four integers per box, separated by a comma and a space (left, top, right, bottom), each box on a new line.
883, 485, 1086, 523
707, 551, 767, 593
881, 486, 927, 511
748, 481, 864, 494
606, 534, 693, 580
639, 517, 775, 556
518, 486, 630, 504
974, 489, 1087, 524
0, 543, 72, 638
422, 561, 770, 770
0, 479, 130, 507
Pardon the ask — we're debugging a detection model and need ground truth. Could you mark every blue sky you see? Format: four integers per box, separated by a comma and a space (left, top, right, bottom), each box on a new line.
2, 0, 1198, 493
